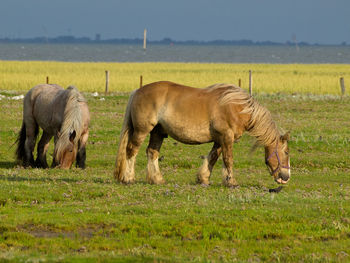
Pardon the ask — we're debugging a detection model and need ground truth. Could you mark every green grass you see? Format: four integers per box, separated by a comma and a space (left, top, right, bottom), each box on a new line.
0, 91, 350, 262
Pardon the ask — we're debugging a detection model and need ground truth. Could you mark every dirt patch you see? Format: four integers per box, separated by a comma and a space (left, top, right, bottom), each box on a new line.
16, 223, 115, 239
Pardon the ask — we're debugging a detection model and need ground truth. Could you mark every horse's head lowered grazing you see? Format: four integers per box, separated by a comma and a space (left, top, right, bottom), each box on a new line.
55, 130, 78, 169
264, 132, 290, 184
53, 87, 89, 169
244, 95, 291, 184
15, 84, 90, 170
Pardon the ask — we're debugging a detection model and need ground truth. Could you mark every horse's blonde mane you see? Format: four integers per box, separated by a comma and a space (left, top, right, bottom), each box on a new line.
205, 83, 280, 146
55, 86, 86, 160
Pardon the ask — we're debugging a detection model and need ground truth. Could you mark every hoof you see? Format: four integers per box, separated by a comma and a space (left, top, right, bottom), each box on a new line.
223, 175, 238, 188
147, 177, 165, 185
223, 181, 239, 188
223, 180, 239, 188
200, 183, 210, 188
35, 160, 49, 169
121, 178, 135, 185
196, 176, 210, 186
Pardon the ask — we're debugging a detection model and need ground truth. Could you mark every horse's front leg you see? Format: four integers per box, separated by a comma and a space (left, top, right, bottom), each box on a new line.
197, 142, 221, 185
24, 123, 37, 168
76, 131, 89, 169
146, 127, 166, 184
51, 135, 59, 168
122, 129, 148, 184
221, 135, 238, 187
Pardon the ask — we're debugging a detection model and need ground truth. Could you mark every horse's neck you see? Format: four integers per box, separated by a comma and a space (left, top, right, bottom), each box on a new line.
247, 109, 280, 147
51, 91, 69, 126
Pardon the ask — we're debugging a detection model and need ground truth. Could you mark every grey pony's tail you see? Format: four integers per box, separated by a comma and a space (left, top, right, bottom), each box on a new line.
15, 122, 38, 166
114, 91, 136, 181
15, 122, 27, 163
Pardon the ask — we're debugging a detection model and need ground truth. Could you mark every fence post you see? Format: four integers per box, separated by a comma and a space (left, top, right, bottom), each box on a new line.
143, 29, 147, 50
140, 75, 143, 89
46, 76, 49, 84
105, 70, 109, 94
238, 78, 241, 87
249, 70, 252, 96
340, 77, 345, 96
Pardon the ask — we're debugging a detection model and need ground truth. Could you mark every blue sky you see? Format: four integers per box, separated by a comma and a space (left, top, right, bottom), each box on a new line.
1, 0, 349, 44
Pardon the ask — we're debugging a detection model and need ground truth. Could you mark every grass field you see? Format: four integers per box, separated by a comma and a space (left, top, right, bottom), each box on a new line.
0, 62, 350, 262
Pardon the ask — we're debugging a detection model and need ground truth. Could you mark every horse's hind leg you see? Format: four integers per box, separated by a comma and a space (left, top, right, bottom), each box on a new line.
35, 131, 52, 168
197, 142, 222, 185
146, 125, 166, 184
76, 130, 89, 169
24, 121, 38, 167
122, 129, 149, 184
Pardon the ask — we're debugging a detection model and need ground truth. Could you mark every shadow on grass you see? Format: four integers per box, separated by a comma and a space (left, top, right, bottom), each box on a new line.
0, 161, 17, 169
0, 173, 110, 184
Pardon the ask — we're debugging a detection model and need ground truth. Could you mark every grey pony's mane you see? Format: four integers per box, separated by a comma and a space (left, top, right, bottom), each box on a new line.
55, 86, 86, 160
205, 83, 280, 146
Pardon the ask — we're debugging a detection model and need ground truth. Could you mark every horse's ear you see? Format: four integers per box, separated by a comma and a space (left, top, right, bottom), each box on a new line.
281, 131, 290, 142
69, 130, 76, 142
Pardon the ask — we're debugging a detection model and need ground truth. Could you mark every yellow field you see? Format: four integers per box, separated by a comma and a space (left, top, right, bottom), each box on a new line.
0, 61, 349, 94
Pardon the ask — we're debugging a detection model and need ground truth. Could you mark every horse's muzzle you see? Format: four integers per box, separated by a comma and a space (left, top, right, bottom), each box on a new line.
275, 171, 290, 184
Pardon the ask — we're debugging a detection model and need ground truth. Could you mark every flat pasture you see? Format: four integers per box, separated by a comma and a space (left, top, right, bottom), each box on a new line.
1, 61, 349, 94
0, 62, 350, 262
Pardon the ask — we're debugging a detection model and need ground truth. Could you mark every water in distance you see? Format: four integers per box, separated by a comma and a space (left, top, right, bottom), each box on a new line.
0, 43, 349, 63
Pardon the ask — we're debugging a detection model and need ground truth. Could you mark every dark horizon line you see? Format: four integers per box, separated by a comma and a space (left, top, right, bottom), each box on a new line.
0, 35, 348, 46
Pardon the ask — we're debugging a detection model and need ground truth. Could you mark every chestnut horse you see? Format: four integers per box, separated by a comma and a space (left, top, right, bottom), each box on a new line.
16, 84, 90, 169
114, 81, 290, 186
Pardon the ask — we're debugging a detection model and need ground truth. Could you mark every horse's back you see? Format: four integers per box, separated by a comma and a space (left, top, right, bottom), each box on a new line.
131, 81, 216, 144
134, 81, 210, 107
25, 84, 63, 102
130, 81, 251, 144
23, 84, 65, 132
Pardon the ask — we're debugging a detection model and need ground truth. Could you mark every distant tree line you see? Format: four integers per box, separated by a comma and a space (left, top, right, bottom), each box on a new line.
0, 36, 347, 46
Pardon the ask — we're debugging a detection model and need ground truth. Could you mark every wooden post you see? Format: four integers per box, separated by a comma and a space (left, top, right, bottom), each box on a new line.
238, 78, 241, 87
46, 76, 49, 84
143, 29, 147, 50
105, 70, 109, 94
249, 70, 252, 96
140, 75, 143, 89
340, 77, 345, 96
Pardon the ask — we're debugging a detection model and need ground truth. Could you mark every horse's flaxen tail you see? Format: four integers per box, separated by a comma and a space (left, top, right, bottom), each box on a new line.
15, 122, 27, 163
114, 91, 136, 181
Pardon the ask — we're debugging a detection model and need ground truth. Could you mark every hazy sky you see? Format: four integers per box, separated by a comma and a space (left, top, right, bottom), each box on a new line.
1, 0, 350, 44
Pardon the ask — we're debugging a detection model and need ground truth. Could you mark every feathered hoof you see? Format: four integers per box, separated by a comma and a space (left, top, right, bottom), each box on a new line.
147, 176, 165, 185
223, 176, 239, 188
197, 177, 210, 186
23, 161, 35, 169
121, 178, 135, 185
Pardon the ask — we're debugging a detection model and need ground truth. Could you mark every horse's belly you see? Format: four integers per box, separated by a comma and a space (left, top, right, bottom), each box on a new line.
159, 119, 212, 144
33, 97, 61, 134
